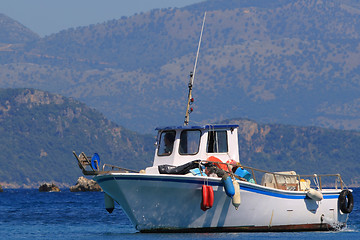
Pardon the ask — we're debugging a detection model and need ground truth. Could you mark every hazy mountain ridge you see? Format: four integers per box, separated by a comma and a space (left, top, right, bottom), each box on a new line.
1, 0, 360, 133
0, 13, 40, 44
0, 88, 359, 187
0, 88, 154, 187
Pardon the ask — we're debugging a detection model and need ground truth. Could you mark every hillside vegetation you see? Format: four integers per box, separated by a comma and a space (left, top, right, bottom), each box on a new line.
1, 0, 360, 132
0, 88, 154, 187
0, 89, 359, 187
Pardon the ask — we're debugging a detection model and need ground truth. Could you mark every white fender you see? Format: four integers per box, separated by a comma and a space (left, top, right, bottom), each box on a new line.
104, 193, 115, 213
232, 179, 241, 210
306, 188, 323, 201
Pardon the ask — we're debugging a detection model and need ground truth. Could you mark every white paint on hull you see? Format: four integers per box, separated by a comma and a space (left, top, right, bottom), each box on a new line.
95, 173, 348, 232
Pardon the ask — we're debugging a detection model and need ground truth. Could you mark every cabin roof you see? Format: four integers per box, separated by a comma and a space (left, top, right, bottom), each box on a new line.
155, 124, 239, 131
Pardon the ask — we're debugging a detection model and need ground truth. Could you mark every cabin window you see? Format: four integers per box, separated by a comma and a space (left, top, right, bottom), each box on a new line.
158, 131, 176, 156
207, 130, 228, 153
179, 130, 201, 155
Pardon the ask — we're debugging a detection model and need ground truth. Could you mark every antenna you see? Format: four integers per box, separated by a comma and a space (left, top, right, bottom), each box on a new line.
184, 12, 206, 126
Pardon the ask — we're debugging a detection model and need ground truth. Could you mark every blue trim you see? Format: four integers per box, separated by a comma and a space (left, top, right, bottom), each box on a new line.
239, 185, 338, 199
95, 175, 339, 200
155, 124, 239, 131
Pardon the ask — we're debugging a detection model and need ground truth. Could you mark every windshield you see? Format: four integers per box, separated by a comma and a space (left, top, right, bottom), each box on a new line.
207, 130, 228, 153
158, 131, 176, 156
179, 130, 201, 155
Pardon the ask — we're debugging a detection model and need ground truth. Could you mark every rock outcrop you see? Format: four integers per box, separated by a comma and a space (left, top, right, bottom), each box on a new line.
0, 184, 3, 192
39, 183, 60, 192
70, 176, 102, 192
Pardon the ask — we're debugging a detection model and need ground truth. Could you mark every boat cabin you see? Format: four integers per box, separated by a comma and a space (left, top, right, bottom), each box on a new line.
145, 124, 240, 174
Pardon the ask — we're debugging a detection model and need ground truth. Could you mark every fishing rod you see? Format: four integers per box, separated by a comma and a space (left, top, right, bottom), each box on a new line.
184, 12, 206, 126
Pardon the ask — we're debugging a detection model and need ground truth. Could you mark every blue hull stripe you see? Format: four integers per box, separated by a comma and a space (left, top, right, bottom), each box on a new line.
96, 175, 339, 200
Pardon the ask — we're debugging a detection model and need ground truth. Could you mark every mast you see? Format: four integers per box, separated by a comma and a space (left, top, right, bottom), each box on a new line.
184, 12, 206, 126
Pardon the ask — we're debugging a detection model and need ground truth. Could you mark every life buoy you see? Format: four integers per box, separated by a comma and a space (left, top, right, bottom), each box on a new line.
201, 185, 208, 211
338, 189, 354, 214
91, 153, 100, 170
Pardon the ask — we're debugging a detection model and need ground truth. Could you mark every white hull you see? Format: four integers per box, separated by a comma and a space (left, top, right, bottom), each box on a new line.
95, 173, 348, 232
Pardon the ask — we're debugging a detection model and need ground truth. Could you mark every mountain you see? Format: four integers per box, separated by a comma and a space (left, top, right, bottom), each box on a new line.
0, 88, 359, 188
0, 13, 39, 44
0, 88, 154, 188
1, 0, 360, 133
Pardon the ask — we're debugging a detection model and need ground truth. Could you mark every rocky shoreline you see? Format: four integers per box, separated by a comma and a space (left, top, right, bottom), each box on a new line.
36, 177, 102, 192
0, 177, 103, 191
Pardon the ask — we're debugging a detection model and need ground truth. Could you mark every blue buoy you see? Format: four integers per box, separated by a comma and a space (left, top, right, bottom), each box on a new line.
222, 173, 235, 198
91, 153, 100, 170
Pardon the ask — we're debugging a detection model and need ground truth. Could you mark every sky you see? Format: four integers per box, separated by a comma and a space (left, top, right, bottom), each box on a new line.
1, 0, 204, 37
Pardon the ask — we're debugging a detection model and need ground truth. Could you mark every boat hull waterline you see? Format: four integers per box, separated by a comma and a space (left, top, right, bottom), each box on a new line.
94, 173, 348, 232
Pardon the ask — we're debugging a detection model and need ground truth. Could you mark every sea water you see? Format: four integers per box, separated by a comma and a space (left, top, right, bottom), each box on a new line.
0, 188, 359, 240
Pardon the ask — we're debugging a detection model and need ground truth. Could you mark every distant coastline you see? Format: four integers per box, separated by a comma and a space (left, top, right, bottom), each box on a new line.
0, 181, 72, 189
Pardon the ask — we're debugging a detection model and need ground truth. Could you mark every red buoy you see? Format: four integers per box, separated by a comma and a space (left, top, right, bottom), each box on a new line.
207, 185, 214, 208
201, 185, 214, 211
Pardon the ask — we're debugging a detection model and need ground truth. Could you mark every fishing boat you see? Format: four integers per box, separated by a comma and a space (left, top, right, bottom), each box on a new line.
73, 13, 353, 232
73, 122, 353, 232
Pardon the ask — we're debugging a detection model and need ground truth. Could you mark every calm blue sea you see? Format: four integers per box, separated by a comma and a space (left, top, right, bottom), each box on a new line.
0, 188, 359, 240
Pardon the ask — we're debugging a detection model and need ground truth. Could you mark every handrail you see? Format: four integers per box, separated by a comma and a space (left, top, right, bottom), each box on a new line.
73, 151, 139, 175
101, 163, 138, 173
73, 151, 344, 190
239, 164, 344, 191
200, 160, 344, 191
